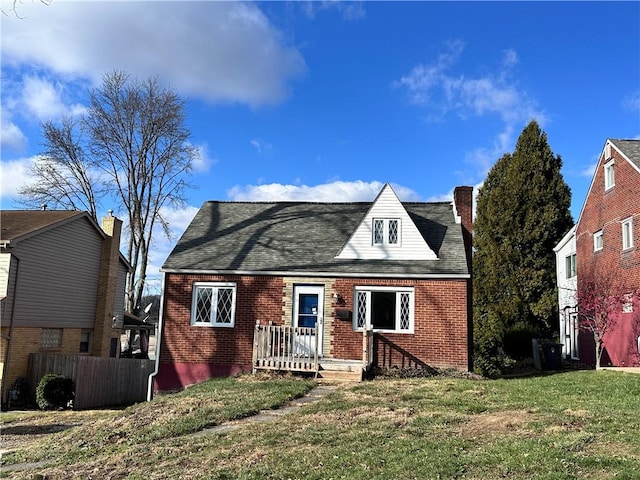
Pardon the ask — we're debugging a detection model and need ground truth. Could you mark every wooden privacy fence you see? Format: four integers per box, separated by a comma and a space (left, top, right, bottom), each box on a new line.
28, 353, 155, 410
253, 322, 319, 373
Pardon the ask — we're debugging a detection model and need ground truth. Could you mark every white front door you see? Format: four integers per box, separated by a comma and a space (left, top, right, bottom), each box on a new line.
293, 285, 324, 357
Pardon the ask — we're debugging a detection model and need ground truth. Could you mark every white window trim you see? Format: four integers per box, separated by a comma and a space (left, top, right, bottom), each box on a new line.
353, 285, 414, 334
594, 230, 603, 252
372, 218, 401, 246
190, 282, 237, 328
622, 293, 634, 314
622, 217, 634, 251
565, 253, 576, 279
604, 159, 615, 191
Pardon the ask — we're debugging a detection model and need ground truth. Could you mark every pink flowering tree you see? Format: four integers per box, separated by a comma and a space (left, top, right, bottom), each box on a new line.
576, 267, 637, 369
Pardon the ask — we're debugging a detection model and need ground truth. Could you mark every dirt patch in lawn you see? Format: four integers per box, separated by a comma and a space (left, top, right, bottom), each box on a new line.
460, 409, 539, 439
304, 405, 415, 429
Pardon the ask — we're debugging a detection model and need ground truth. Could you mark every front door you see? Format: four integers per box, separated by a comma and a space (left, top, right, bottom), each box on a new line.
293, 285, 324, 357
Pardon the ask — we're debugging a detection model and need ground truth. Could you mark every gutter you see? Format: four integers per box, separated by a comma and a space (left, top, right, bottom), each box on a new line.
160, 268, 470, 280
146, 271, 166, 401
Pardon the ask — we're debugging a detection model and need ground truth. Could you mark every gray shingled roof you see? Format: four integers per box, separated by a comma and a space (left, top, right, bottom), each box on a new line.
610, 139, 640, 170
0, 210, 84, 244
162, 201, 469, 277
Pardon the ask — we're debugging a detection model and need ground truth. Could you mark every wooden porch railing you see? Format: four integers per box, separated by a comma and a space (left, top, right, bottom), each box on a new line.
362, 327, 374, 375
253, 322, 319, 373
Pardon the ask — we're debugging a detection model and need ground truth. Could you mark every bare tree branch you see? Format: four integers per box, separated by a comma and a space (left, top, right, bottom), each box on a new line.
577, 264, 639, 369
2, 0, 52, 18
19, 70, 197, 313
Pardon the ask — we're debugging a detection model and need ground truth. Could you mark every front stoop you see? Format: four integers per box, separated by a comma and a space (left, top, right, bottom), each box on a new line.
317, 359, 363, 382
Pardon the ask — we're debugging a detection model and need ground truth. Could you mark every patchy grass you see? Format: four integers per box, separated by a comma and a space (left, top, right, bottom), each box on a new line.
2, 370, 640, 479
1, 374, 314, 472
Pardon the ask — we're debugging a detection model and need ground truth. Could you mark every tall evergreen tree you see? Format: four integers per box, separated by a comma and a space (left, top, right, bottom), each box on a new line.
473, 120, 573, 376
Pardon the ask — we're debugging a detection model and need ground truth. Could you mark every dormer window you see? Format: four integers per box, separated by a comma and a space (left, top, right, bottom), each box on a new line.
373, 219, 400, 245
604, 159, 615, 190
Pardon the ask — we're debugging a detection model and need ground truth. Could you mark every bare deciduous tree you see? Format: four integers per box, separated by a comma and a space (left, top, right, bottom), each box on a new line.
19, 71, 197, 313
576, 265, 638, 369
21, 118, 102, 219
2, 0, 52, 18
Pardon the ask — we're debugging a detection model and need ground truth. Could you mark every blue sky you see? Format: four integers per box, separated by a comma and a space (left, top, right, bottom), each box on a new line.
1, 1, 639, 289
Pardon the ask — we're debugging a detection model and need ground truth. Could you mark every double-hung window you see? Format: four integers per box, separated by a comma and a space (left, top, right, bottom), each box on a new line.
622, 218, 634, 251
79, 331, 91, 353
604, 160, 615, 190
191, 282, 237, 327
622, 293, 634, 314
373, 219, 400, 245
593, 230, 603, 252
354, 286, 414, 333
565, 253, 576, 278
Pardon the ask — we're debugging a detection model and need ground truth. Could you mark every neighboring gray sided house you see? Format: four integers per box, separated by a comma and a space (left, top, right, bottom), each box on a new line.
0, 210, 129, 407
154, 184, 473, 391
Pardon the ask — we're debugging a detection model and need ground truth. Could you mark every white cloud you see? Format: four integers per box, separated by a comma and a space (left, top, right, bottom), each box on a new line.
227, 180, 421, 202
191, 144, 216, 173
580, 162, 597, 178
396, 41, 541, 125
21, 76, 75, 120
0, 118, 28, 152
249, 138, 273, 155
0, 156, 35, 201
623, 90, 640, 111
1, 2, 306, 107
301, 1, 366, 21
397, 41, 546, 185
502, 49, 519, 68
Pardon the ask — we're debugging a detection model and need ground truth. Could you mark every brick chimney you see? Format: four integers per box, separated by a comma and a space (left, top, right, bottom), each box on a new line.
93, 211, 124, 357
454, 186, 473, 270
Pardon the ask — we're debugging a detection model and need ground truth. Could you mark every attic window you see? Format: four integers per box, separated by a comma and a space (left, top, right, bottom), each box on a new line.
373, 219, 400, 245
604, 159, 615, 191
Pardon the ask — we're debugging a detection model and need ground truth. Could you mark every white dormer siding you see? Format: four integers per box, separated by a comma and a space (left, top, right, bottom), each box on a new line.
335, 183, 438, 260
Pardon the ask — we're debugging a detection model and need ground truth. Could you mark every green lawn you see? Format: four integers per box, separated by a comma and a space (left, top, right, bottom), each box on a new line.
2, 370, 639, 479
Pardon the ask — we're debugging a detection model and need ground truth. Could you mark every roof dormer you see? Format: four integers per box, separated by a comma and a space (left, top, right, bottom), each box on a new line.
335, 183, 438, 260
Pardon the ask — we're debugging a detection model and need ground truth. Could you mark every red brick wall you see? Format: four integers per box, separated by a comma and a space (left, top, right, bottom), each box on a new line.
576, 143, 640, 366
331, 278, 469, 370
454, 186, 474, 271
157, 273, 470, 390
160, 273, 285, 366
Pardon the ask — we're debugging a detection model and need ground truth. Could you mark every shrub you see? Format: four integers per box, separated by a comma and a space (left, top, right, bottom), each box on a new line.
503, 321, 540, 360
36, 374, 74, 410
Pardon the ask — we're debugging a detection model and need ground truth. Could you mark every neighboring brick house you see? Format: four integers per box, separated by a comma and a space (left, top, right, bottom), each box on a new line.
574, 139, 640, 367
154, 184, 473, 391
0, 210, 130, 406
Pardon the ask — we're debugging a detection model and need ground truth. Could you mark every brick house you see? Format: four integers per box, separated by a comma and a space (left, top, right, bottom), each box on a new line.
0, 210, 130, 406
154, 184, 473, 391
573, 139, 640, 367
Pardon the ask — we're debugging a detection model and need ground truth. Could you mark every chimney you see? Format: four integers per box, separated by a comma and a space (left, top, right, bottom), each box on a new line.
93, 212, 124, 357
454, 186, 473, 270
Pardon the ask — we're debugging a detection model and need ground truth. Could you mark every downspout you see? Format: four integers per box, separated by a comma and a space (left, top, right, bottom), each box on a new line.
146, 271, 166, 401
1, 251, 20, 408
